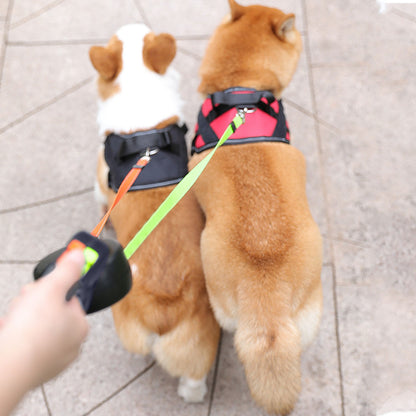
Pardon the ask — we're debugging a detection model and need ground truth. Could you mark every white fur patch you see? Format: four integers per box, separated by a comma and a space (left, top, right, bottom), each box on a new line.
295, 295, 322, 351
96, 23, 183, 135
177, 376, 207, 403
208, 296, 238, 332
94, 180, 107, 206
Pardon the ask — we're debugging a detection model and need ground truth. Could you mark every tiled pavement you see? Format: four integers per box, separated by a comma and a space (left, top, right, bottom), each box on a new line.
0, 0, 415, 415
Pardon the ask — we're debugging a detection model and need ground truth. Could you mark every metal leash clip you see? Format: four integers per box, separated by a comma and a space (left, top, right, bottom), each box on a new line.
145, 147, 160, 157
237, 106, 256, 124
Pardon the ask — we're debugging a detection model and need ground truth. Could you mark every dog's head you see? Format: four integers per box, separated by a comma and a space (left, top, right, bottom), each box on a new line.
199, 0, 302, 97
89, 24, 182, 135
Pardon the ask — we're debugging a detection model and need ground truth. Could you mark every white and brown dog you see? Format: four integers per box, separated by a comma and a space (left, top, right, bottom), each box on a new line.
189, 1, 323, 414
89, 24, 220, 402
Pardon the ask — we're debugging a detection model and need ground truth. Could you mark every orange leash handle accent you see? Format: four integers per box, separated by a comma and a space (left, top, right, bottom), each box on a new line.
91, 156, 150, 237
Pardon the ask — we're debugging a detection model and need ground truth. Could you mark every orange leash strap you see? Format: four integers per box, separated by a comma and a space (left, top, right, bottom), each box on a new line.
91, 155, 151, 237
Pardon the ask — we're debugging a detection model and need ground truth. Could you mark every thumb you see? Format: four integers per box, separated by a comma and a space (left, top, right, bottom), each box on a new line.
49, 250, 85, 292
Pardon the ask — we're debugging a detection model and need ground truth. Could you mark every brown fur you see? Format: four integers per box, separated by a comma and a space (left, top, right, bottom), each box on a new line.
90, 27, 220, 394
143, 33, 176, 75
90, 36, 123, 100
188, 1, 323, 414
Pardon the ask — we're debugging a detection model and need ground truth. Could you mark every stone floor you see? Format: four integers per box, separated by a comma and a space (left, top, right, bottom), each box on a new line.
1, 0, 415, 415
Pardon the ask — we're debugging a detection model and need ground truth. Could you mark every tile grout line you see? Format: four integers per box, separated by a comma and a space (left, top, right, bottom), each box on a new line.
0, 0, 14, 89
300, 1, 346, 415
176, 46, 204, 62
132, 0, 152, 29
82, 361, 156, 416
391, 7, 416, 23
0, 76, 93, 136
41, 385, 53, 416
7, 39, 110, 47
0, 187, 94, 215
207, 330, 223, 416
0, 260, 37, 265
9, 0, 67, 30
283, 97, 339, 133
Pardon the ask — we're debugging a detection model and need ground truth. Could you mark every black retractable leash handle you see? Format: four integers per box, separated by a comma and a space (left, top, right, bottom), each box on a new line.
33, 231, 132, 314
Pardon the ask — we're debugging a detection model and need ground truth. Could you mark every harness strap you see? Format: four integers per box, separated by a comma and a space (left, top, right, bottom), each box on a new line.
192, 88, 290, 154
123, 111, 246, 259
107, 125, 187, 160
211, 89, 274, 107
91, 155, 150, 237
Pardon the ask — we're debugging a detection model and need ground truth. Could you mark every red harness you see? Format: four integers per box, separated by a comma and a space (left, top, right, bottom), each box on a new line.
192, 88, 290, 154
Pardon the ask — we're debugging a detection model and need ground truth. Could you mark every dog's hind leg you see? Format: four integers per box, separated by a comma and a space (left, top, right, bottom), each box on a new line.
111, 305, 155, 356
177, 375, 207, 403
151, 307, 220, 402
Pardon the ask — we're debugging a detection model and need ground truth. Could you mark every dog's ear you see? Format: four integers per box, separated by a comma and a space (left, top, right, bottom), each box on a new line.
273, 13, 297, 43
143, 33, 176, 75
89, 46, 119, 81
228, 0, 245, 21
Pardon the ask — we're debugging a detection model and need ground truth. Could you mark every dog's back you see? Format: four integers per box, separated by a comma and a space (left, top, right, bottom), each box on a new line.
189, 2, 323, 414
90, 23, 220, 402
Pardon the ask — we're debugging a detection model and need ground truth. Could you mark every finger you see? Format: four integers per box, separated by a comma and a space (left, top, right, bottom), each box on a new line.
67, 297, 90, 334
48, 250, 85, 292
20, 282, 36, 295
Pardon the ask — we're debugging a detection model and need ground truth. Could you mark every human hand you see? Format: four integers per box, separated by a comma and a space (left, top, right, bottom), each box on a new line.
0, 250, 89, 390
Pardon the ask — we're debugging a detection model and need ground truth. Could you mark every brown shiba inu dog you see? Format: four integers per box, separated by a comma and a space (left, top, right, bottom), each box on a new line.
90, 23, 220, 402
189, 2, 323, 414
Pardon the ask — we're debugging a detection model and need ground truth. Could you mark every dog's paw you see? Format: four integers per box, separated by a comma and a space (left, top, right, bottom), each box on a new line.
177, 376, 207, 403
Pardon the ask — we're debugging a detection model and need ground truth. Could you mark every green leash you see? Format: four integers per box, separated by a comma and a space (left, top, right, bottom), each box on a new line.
123, 111, 246, 259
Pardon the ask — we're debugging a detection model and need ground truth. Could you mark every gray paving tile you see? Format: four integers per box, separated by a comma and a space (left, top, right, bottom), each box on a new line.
305, 0, 415, 66
176, 39, 209, 62
0, 80, 100, 212
87, 362, 214, 416
136, 0, 228, 37
284, 104, 328, 237
0, 19, 5, 65
174, 46, 203, 144
0, 264, 34, 316
334, 241, 416, 415
9, 0, 61, 27
392, 4, 416, 19
12, 387, 49, 416
0, 0, 9, 19
284, 35, 314, 115
0, 191, 98, 262
8, 0, 143, 42
209, 267, 341, 416
318, 122, 416, 248
312, 56, 416, 137
0, 43, 95, 131
138, 0, 303, 37
44, 309, 154, 416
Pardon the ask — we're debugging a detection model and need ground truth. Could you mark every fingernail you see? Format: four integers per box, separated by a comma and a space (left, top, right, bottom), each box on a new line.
64, 249, 85, 268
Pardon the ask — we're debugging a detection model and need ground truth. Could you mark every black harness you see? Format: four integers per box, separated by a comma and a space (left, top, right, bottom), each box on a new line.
104, 124, 189, 192
191, 87, 290, 154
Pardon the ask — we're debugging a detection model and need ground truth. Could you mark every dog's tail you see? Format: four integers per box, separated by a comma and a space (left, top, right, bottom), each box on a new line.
234, 281, 302, 415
